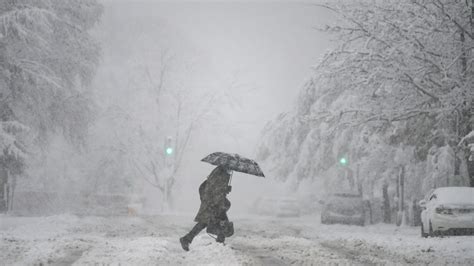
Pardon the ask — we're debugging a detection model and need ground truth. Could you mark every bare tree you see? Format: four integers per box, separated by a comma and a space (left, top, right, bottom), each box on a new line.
124, 49, 245, 210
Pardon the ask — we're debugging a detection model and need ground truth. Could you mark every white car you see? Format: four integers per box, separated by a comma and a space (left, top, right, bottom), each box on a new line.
419, 187, 474, 237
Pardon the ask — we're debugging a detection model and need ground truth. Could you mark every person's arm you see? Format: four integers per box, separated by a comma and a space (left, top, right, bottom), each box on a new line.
199, 180, 207, 201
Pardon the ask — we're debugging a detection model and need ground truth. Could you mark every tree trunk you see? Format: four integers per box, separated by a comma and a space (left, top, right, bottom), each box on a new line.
397, 166, 405, 226
468, 158, 474, 187
382, 183, 391, 223
0, 166, 7, 213
460, 31, 467, 77
469, 0, 474, 187
9, 172, 15, 212
412, 198, 422, 226
356, 164, 362, 195
471, 0, 474, 37
167, 176, 174, 206
457, 0, 474, 187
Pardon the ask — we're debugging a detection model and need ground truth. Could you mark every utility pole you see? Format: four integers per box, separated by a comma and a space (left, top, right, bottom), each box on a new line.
163, 136, 175, 210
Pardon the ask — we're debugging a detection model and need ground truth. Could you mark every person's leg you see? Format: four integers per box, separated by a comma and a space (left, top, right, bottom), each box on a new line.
215, 211, 229, 243
180, 222, 207, 251
186, 222, 207, 241
216, 233, 225, 243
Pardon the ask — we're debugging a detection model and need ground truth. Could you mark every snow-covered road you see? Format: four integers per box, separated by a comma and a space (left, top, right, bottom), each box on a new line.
1, 214, 473, 265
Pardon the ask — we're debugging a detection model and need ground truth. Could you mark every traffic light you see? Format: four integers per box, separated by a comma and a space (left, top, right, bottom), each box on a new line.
165, 137, 173, 156
339, 157, 348, 166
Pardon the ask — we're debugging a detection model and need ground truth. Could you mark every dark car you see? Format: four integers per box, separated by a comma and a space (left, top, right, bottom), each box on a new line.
320, 192, 365, 226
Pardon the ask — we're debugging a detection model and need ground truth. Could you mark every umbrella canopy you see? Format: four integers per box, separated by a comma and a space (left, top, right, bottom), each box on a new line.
201, 152, 265, 177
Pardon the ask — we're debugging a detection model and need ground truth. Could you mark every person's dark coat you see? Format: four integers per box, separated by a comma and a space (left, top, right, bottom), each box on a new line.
194, 166, 231, 224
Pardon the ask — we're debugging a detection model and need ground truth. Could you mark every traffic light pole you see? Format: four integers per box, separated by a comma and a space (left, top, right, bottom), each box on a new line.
162, 136, 175, 211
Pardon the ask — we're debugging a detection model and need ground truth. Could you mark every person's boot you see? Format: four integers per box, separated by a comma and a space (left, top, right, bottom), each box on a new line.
216, 234, 225, 244
179, 236, 190, 251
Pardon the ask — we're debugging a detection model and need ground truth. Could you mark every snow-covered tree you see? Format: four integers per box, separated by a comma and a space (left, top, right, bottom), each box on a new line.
258, 0, 473, 223
120, 54, 242, 210
0, 0, 102, 146
312, 0, 473, 147
0, 0, 103, 212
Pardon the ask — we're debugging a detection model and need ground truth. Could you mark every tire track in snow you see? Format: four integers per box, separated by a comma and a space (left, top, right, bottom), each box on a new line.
231, 242, 290, 266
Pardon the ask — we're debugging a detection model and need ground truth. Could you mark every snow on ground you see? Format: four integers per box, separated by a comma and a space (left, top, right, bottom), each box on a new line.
231, 215, 474, 265
0, 214, 252, 265
1, 213, 473, 265
310, 223, 474, 264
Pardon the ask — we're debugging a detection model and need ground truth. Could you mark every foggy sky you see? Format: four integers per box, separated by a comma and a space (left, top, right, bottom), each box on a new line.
95, 0, 333, 212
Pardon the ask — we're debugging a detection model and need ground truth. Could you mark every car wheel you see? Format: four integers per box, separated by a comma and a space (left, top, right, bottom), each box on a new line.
421, 224, 428, 238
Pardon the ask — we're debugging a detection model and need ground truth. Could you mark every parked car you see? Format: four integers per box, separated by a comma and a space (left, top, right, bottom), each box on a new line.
320, 192, 365, 226
276, 198, 301, 217
252, 197, 301, 217
419, 187, 474, 237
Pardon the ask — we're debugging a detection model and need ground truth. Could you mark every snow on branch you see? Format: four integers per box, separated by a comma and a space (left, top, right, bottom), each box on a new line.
0, 5, 56, 43
0, 121, 28, 160
459, 130, 474, 146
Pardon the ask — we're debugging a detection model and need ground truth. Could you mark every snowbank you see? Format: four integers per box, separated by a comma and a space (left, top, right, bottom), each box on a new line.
0, 214, 250, 265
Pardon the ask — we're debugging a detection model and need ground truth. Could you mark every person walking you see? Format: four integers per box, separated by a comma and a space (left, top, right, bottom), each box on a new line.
179, 165, 232, 251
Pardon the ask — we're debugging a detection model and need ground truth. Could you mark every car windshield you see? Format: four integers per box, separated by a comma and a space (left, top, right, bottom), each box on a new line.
435, 187, 474, 205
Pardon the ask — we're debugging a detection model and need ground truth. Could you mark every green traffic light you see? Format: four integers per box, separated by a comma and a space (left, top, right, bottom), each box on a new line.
166, 147, 173, 155
340, 157, 347, 165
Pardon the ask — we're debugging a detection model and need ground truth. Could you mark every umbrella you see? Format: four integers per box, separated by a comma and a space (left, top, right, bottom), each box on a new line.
201, 152, 265, 177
